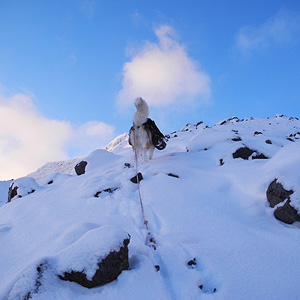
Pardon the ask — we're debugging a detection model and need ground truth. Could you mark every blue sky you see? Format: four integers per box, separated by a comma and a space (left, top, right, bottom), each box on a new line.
0, 0, 300, 179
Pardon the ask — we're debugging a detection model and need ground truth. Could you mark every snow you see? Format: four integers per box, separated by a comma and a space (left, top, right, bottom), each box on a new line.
0, 180, 11, 206
0, 115, 300, 300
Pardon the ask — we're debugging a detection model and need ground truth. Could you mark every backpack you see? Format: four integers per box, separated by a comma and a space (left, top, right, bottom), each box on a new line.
143, 118, 167, 150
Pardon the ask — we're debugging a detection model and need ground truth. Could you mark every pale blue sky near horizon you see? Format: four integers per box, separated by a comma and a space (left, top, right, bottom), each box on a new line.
0, 0, 300, 179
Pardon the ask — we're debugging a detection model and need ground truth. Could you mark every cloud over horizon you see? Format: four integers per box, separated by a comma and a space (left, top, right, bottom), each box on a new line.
118, 25, 211, 108
235, 9, 300, 56
0, 92, 115, 180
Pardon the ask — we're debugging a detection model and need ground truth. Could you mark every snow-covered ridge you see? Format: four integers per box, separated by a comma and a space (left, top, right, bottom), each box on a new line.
0, 115, 300, 300
23, 114, 300, 184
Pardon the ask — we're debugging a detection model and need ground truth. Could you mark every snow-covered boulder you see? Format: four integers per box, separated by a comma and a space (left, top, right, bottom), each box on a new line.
263, 142, 300, 224
84, 149, 121, 174
59, 235, 130, 288
7, 177, 40, 203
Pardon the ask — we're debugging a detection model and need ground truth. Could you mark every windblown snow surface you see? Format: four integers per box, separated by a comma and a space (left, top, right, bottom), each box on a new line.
1, 115, 300, 300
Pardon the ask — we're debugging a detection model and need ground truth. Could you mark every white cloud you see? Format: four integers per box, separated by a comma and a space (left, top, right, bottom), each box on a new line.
117, 25, 211, 107
235, 9, 300, 56
0, 93, 115, 180
68, 121, 115, 157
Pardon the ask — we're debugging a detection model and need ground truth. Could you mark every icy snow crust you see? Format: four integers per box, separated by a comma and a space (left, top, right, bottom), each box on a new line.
0, 115, 300, 300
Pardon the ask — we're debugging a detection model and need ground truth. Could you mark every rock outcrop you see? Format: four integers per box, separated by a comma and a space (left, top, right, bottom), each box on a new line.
266, 179, 300, 224
232, 147, 268, 160
75, 161, 88, 175
59, 237, 130, 288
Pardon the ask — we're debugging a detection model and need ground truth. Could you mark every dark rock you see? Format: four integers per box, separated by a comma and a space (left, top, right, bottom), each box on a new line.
167, 173, 179, 178
124, 163, 132, 168
130, 172, 143, 184
75, 161, 88, 175
199, 284, 217, 293
232, 147, 255, 160
252, 153, 268, 160
188, 258, 197, 266
47, 180, 53, 185
266, 179, 294, 208
274, 200, 300, 224
254, 131, 262, 135
233, 147, 268, 160
155, 265, 160, 271
265, 139, 272, 144
232, 136, 242, 142
94, 191, 101, 198
59, 238, 130, 288
7, 183, 18, 203
220, 159, 224, 166
95, 187, 118, 197
287, 137, 294, 142
220, 117, 239, 125
103, 187, 118, 193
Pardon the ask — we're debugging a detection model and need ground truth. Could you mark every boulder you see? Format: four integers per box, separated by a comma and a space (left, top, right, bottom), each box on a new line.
266, 179, 300, 224
130, 172, 143, 184
232, 136, 242, 142
274, 200, 300, 224
59, 237, 130, 288
7, 183, 18, 203
75, 161, 88, 175
7, 177, 39, 203
232, 147, 268, 160
232, 147, 254, 160
266, 179, 294, 208
252, 153, 268, 160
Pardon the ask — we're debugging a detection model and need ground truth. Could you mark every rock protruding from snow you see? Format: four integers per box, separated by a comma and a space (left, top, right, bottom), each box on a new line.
75, 161, 88, 175
266, 179, 300, 224
130, 172, 143, 184
7, 177, 40, 203
232, 147, 268, 160
59, 237, 130, 288
266, 179, 294, 208
274, 200, 300, 224
7, 183, 18, 203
